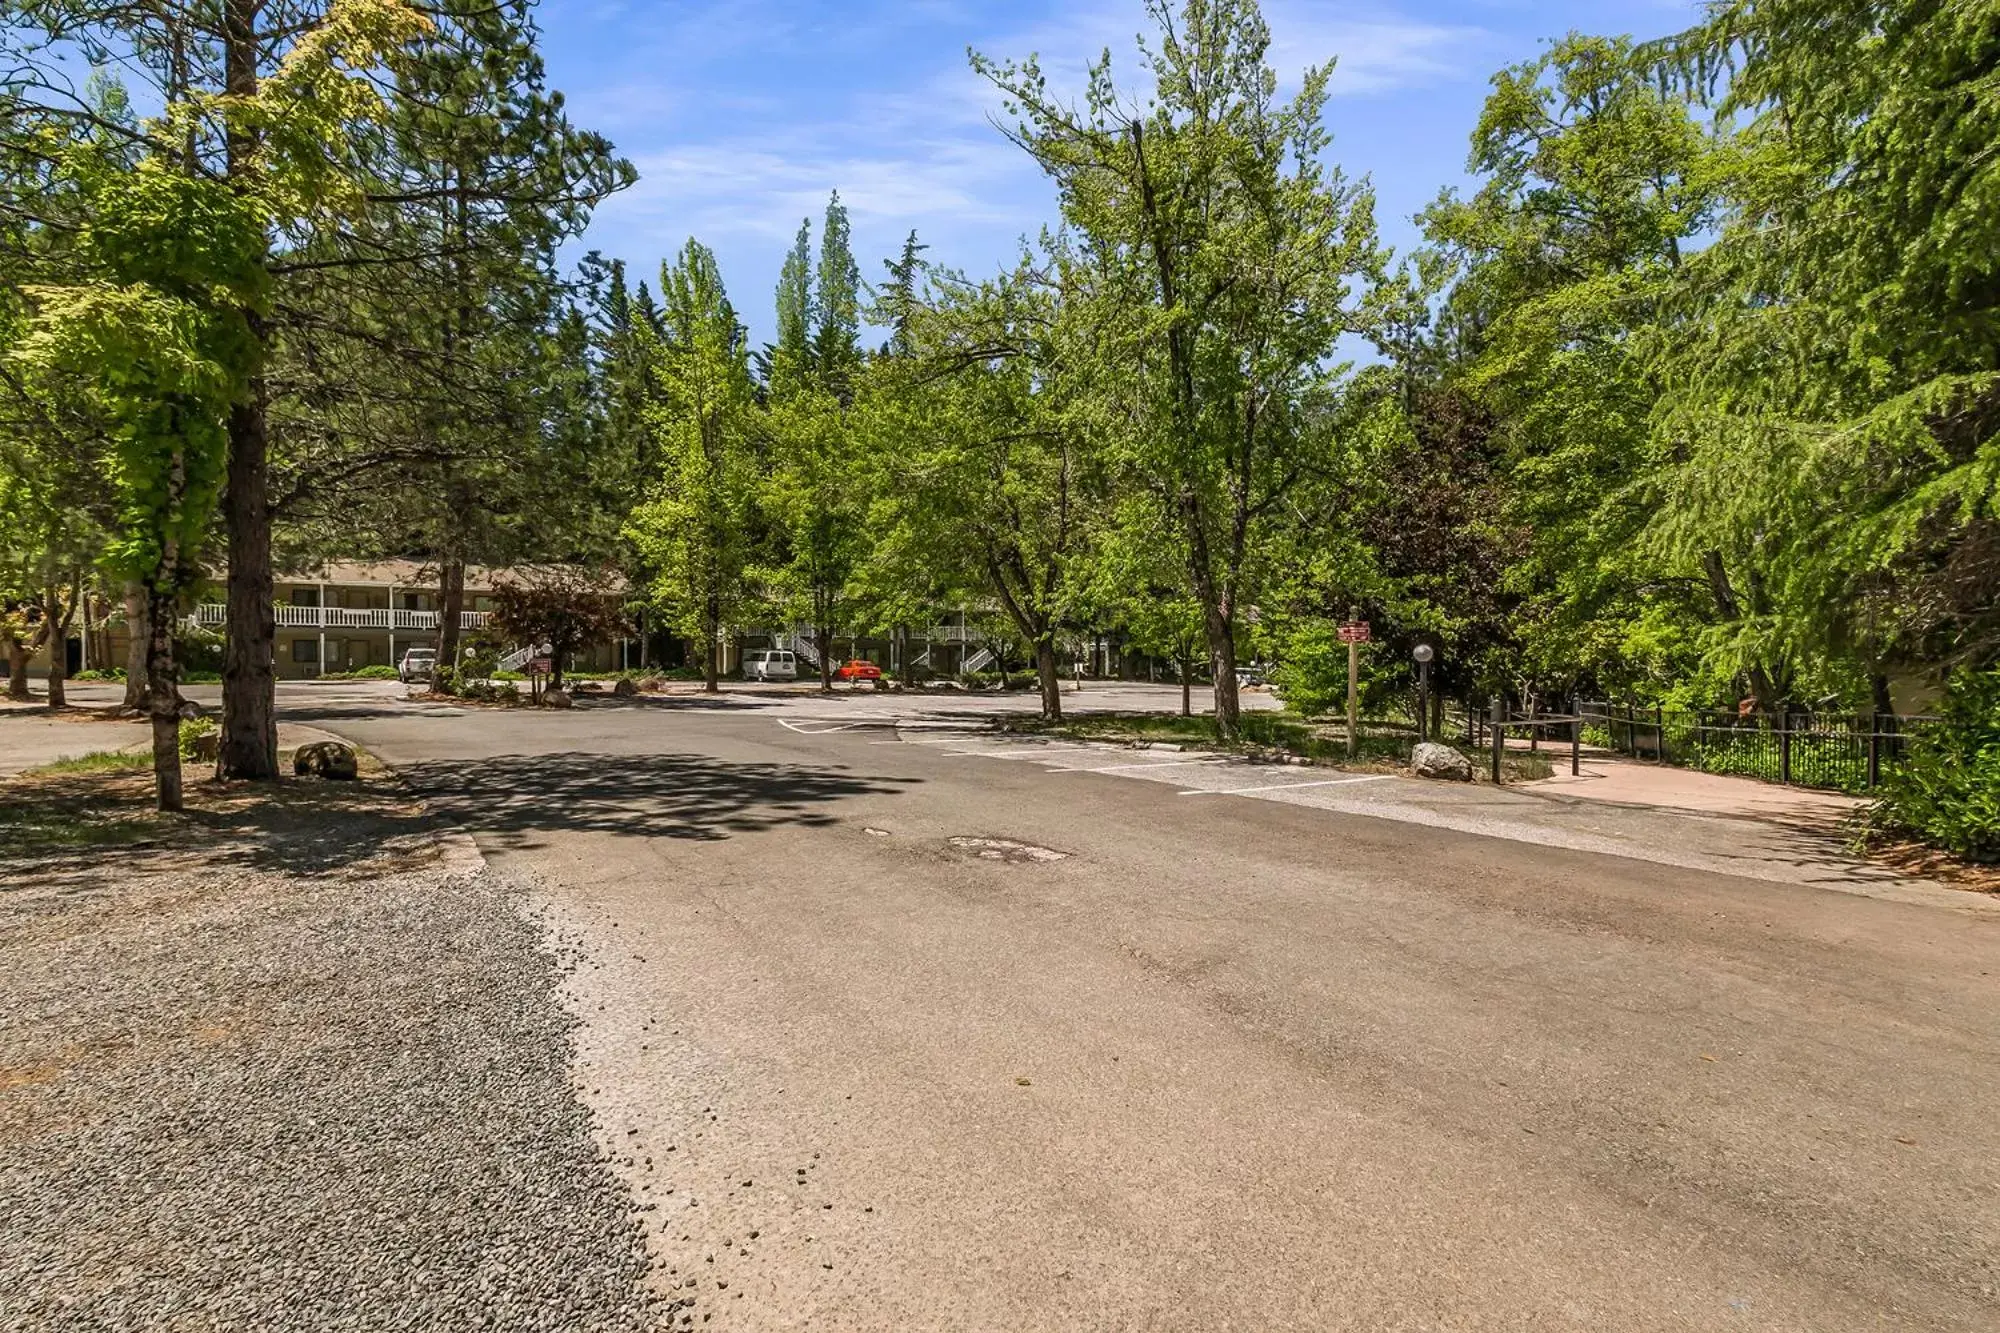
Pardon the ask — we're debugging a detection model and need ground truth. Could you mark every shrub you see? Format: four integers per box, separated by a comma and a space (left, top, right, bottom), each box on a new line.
176, 716, 217, 762
1271, 622, 1346, 717
73, 668, 126, 681
1870, 669, 2000, 861
430, 664, 459, 696
493, 681, 521, 704
321, 665, 398, 680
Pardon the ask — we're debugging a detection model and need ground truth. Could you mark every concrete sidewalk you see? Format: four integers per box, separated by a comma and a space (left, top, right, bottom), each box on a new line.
1528, 753, 1864, 824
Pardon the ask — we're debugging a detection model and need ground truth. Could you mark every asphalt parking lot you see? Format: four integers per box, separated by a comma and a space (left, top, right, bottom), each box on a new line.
269, 679, 2000, 1331
10, 678, 1999, 1329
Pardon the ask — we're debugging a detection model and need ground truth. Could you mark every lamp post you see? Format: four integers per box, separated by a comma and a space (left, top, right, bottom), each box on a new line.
1412, 643, 1434, 742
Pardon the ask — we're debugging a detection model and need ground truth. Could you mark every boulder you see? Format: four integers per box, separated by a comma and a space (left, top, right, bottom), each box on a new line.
293, 740, 359, 780
1410, 740, 1473, 781
612, 677, 638, 698
541, 688, 574, 709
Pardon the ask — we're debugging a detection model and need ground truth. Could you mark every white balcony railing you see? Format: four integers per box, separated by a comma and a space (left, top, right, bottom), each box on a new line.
195, 604, 488, 632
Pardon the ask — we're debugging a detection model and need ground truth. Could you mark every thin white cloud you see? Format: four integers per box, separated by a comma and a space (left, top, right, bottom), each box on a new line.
569, 1, 1490, 330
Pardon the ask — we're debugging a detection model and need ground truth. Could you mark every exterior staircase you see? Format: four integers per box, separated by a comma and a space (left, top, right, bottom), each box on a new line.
778, 629, 824, 671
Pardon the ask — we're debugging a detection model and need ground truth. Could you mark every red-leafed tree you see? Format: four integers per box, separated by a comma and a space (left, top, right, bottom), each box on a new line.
488, 567, 629, 689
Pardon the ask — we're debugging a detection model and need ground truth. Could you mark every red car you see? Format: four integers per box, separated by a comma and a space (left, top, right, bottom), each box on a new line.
834, 659, 883, 682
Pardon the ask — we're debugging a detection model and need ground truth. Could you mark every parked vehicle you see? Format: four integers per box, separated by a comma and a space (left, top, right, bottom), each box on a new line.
835, 659, 883, 682
398, 648, 437, 683
1235, 663, 1270, 689
743, 649, 799, 682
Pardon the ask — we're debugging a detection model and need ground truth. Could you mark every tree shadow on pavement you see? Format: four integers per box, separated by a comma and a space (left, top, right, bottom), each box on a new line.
394, 750, 913, 848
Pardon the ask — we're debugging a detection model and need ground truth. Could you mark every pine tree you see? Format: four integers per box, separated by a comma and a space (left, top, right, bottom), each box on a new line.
626, 241, 756, 692
812, 192, 861, 401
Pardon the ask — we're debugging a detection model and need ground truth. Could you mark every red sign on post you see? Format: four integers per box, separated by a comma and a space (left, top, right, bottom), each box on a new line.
529, 657, 552, 674
1338, 621, 1371, 644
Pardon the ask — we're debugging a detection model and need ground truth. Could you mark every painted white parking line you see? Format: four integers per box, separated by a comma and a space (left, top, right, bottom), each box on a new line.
1047, 758, 1225, 773
1179, 775, 1393, 796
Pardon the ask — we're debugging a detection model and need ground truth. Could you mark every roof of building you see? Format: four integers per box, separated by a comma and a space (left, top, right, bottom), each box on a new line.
280, 560, 629, 594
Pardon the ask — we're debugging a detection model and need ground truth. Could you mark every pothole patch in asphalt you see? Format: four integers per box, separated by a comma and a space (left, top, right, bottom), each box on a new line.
947, 836, 1070, 863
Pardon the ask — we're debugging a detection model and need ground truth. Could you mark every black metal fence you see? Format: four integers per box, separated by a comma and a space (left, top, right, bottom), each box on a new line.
1570, 700, 1936, 794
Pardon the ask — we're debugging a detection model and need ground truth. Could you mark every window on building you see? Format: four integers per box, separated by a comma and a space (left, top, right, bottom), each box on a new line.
292, 639, 319, 664
289, 587, 320, 607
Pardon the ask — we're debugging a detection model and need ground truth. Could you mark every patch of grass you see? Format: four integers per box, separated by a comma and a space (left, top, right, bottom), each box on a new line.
1007, 710, 1423, 766
1006, 708, 1552, 782
26, 748, 151, 776
0, 771, 167, 855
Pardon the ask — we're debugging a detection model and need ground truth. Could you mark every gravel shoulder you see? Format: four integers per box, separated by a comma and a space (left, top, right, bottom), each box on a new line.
0, 772, 659, 1331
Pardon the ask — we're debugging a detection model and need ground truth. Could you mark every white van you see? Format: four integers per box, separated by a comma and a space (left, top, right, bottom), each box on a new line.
743, 649, 799, 682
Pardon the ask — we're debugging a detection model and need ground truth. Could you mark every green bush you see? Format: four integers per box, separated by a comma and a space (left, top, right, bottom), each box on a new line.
430, 664, 459, 695
321, 665, 398, 680
1271, 622, 1346, 717
1870, 670, 2000, 861
176, 716, 217, 762
73, 668, 125, 681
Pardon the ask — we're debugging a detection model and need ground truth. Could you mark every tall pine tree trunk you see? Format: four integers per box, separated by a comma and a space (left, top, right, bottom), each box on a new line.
217, 0, 277, 780
436, 557, 466, 680
220, 386, 277, 777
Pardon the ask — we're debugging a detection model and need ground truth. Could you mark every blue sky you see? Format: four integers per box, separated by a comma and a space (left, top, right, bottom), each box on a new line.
537, 0, 1697, 345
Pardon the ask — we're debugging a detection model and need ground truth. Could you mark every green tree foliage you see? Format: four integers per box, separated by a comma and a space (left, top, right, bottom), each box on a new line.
766, 216, 814, 392
1, 0, 630, 781
812, 191, 861, 399
1643, 0, 2000, 697
625, 241, 757, 692
1870, 669, 2000, 862
1420, 34, 1724, 702
860, 254, 1104, 719
757, 193, 869, 690
973, 0, 1380, 736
